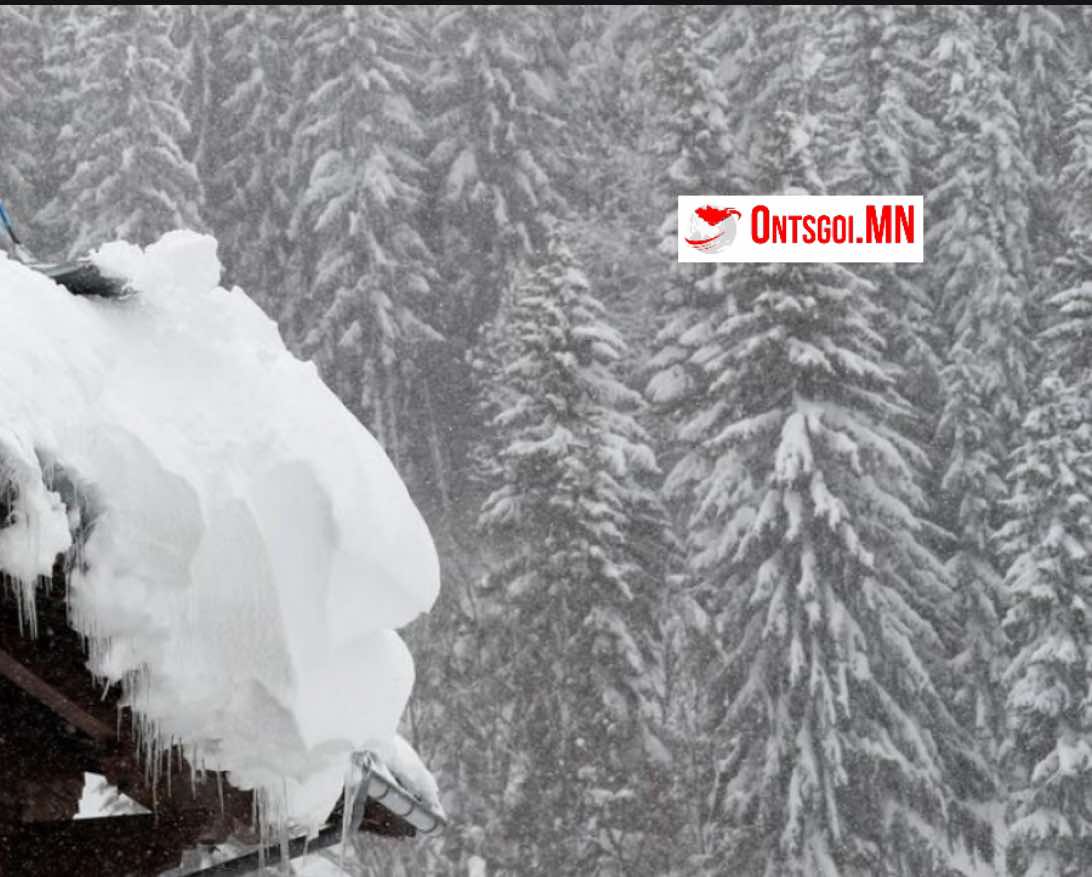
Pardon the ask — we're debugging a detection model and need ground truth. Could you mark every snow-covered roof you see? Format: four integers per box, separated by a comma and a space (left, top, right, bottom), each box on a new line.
0, 231, 441, 831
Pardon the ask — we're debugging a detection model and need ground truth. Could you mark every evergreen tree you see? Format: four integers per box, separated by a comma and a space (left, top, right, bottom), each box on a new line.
1000, 375, 1092, 877
0, 7, 45, 227
559, 5, 648, 221
1056, 70, 1092, 241
43, 6, 205, 255
477, 228, 675, 875
204, 6, 294, 312
999, 4, 1072, 250
171, 5, 214, 178
289, 6, 440, 485
413, 4, 571, 519
1000, 67, 1092, 877
556, 7, 659, 347
640, 13, 752, 865
818, 5, 942, 440
820, 6, 937, 197
928, 4, 1035, 755
643, 3, 746, 467
649, 9, 992, 872
423, 5, 566, 341
25, 7, 82, 258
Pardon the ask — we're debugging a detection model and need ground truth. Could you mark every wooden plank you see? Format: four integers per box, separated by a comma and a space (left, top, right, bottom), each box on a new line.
0, 646, 114, 743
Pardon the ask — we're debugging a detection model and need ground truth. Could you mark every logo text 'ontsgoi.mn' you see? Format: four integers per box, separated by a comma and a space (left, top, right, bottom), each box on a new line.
678, 195, 923, 264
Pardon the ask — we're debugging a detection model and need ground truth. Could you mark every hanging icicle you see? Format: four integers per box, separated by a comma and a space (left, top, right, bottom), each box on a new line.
339, 750, 374, 872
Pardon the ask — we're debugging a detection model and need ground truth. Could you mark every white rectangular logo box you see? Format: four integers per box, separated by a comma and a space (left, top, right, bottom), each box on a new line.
678, 195, 923, 263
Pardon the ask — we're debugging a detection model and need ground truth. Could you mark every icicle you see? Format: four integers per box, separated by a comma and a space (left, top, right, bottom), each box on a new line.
339, 763, 356, 874
340, 751, 373, 871
189, 743, 198, 799
164, 738, 172, 802
7, 571, 38, 639
151, 731, 159, 811
136, 716, 149, 785
279, 817, 292, 875
99, 661, 112, 702
256, 789, 264, 874
254, 789, 272, 875
279, 777, 292, 876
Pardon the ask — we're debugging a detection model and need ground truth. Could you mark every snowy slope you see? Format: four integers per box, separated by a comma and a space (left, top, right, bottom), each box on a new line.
0, 231, 441, 830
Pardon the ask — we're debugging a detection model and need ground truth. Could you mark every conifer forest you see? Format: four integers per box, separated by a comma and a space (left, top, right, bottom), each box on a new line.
3, 5, 1092, 876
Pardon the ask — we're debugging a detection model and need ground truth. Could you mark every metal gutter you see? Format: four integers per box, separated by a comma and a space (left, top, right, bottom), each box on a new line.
176, 750, 445, 875
355, 750, 447, 836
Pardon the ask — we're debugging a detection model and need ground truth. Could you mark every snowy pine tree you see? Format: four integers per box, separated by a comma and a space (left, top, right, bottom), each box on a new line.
0, 7, 46, 226
643, 3, 746, 461
554, 7, 661, 347
640, 15, 754, 864
1000, 64, 1092, 877
477, 228, 675, 875
171, 5, 214, 176
1000, 375, 1092, 877
414, 4, 570, 518
649, 11, 992, 869
999, 4, 1072, 251
818, 5, 941, 432
820, 6, 937, 197
929, 4, 1035, 755
203, 6, 294, 312
423, 4, 565, 340
289, 6, 440, 484
21, 6, 83, 258
44, 6, 205, 255
1056, 70, 1092, 241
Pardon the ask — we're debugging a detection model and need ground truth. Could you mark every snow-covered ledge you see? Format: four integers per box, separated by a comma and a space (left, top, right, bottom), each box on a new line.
0, 231, 442, 834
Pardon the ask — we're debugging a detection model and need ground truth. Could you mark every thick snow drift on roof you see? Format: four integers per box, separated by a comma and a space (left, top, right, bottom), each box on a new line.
0, 231, 440, 829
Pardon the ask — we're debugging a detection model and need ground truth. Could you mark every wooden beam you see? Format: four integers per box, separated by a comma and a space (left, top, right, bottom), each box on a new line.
0, 587, 430, 855
0, 646, 114, 743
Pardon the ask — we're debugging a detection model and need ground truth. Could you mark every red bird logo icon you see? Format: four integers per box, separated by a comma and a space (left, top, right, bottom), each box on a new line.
686, 206, 742, 253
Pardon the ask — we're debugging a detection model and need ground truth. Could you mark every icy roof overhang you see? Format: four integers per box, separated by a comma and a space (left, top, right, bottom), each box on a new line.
0, 230, 443, 838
